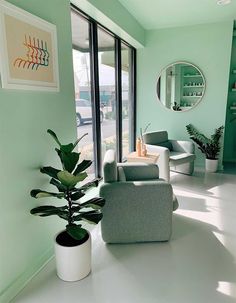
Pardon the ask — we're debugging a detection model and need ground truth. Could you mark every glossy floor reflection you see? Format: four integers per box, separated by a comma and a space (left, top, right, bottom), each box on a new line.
12, 168, 236, 303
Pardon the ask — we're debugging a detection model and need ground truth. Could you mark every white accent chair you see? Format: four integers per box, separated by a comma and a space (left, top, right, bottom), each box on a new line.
143, 131, 196, 182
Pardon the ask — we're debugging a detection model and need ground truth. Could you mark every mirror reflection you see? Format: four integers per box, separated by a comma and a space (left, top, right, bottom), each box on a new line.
157, 62, 205, 112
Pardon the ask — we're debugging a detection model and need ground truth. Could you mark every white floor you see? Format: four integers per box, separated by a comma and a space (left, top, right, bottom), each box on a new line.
12, 169, 236, 303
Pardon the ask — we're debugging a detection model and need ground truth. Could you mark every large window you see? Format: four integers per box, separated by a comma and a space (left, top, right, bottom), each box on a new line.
71, 6, 136, 177
97, 26, 117, 161
121, 43, 132, 159
71, 10, 95, 178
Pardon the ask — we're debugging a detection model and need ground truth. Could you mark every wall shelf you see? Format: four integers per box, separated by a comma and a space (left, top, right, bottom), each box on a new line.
183, 75, 202, 78
232, 70, 236, 74
232, 88, 236, 91
183, 85, 204, 88
230, 106, 236, 110
182, 95, 201, 98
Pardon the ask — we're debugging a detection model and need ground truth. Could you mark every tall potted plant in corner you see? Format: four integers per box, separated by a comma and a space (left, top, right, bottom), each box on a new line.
30, 129, 105, 281
186, 124, 224, 172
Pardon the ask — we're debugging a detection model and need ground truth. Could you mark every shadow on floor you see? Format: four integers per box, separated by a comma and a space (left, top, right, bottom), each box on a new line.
105, 214, 236, 303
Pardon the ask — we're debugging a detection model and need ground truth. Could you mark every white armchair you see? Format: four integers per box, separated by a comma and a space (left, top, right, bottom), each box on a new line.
143, 131, 196, 182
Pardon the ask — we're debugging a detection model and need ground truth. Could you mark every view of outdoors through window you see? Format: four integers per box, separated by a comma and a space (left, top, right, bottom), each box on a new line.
71, 11, 95, 178
97, 26, 117, 161
71, 10, 132, 178
121, 43, 132, 158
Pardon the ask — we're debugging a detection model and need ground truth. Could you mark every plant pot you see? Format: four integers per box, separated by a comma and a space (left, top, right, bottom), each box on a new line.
54, 230, 91, 282
205, 159, 218, 173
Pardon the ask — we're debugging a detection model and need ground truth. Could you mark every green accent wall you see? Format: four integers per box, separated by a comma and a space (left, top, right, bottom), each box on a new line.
223, 31, 236, 163
0, 1, 76, 302
137, 22, 233, 167
0, 0, 234, 301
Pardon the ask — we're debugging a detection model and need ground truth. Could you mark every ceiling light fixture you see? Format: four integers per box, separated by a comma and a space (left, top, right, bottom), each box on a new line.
217, 0, 231, 5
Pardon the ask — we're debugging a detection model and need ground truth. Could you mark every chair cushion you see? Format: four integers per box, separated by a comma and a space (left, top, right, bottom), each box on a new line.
143, 131, 168, 144
120, 163, 159, 181
169, 152, 196, 166
117, 166, 126, 181
157, 140, 173, 151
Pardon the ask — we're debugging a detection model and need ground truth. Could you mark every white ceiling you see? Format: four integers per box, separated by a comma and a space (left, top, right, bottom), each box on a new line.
117, 0, 236, 29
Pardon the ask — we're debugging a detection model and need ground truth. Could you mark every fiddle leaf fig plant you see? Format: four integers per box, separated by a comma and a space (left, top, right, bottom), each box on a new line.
30, 129, 105, 241
186, 124, 224, 160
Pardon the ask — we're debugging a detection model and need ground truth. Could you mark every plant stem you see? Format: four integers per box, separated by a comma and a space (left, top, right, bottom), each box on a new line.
67, 191, 73, 225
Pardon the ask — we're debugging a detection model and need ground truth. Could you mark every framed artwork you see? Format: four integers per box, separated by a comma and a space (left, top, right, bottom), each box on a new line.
0, 0, 60, 91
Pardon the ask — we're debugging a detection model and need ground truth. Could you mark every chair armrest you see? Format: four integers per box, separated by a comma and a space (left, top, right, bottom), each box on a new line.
145, 144, 170, 182
169, 140, 195, 153
145, 144, 170, 155
118, 162, 159, 181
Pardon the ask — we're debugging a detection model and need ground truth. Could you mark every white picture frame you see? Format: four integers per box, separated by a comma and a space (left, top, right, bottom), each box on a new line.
0, 0, 60, 91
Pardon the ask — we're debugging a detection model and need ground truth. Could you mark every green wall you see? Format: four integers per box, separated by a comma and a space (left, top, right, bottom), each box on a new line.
137, 22, 233, 167
223, 33, 236, 163
71, 0, 145, 48
0, 1, 76, 302
0, 1, 145, 302
0, 0, 234, 301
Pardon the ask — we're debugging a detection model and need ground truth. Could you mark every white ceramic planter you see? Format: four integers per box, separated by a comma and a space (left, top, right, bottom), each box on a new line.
54, 230, 91, 282
205, 159, 218, 173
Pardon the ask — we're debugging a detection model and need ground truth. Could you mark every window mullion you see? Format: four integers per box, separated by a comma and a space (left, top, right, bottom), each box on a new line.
89, 21, 102, 177
130, 48, 136, 151
115, 38, 122, 162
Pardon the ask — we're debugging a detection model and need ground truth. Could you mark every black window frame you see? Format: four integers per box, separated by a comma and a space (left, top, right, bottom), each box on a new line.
71, 4, 136, 177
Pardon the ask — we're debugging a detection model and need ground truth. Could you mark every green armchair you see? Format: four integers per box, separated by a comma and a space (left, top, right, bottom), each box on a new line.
99, 150, 178, 243
143, 130, 196, 182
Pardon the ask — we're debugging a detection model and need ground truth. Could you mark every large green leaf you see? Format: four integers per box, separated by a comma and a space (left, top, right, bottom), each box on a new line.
73, 133, 88, 150
58, 213, 69, 221
30, 189, 64, 199
47, 129, 61, 147
40, 167, 61, 180
30, 205, 68, 217
79, 178, 101, 192
71, 191, 85, 201
61, 151, 80, 173
50, 178, 67, 192
60, 143, 74, 153
74, 211, 103, 224
57, 171, 87, 187
66, 224, 88, 241
71, 205, 81, 213
73, 160, 92, 175
81, 197, 105, 210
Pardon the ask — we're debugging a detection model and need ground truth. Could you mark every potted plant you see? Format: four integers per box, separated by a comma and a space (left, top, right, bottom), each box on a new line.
30, 129, 105, 281
172, 102, 182, 111
186, 124, 224, 172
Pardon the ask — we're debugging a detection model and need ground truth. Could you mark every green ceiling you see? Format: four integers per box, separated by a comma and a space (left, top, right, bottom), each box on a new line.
118, 0, 236, 29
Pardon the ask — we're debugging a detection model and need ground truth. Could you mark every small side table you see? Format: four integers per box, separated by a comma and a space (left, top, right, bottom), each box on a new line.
126, 151, 159, 164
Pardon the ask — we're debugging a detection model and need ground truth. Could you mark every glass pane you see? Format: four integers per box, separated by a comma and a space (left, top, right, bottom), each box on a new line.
71, 11, 95, 179
121, 44, 132, 158
97, 27, 116, 161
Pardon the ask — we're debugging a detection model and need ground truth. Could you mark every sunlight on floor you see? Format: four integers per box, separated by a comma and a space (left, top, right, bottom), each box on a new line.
174, 178, 230, 248
217, 281, 236, 297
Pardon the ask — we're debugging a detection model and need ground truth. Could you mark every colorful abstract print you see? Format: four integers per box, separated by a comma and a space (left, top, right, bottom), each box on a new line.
14, 35, 50, 70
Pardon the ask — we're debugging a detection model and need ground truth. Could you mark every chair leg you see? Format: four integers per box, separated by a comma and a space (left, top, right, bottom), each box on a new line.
170, 161, 194, 176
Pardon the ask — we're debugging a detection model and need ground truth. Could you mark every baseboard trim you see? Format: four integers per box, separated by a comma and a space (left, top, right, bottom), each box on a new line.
0, 247, 54, 303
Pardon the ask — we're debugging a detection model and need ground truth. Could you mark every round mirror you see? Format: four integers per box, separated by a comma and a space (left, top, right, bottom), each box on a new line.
157, 61, 205, 112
